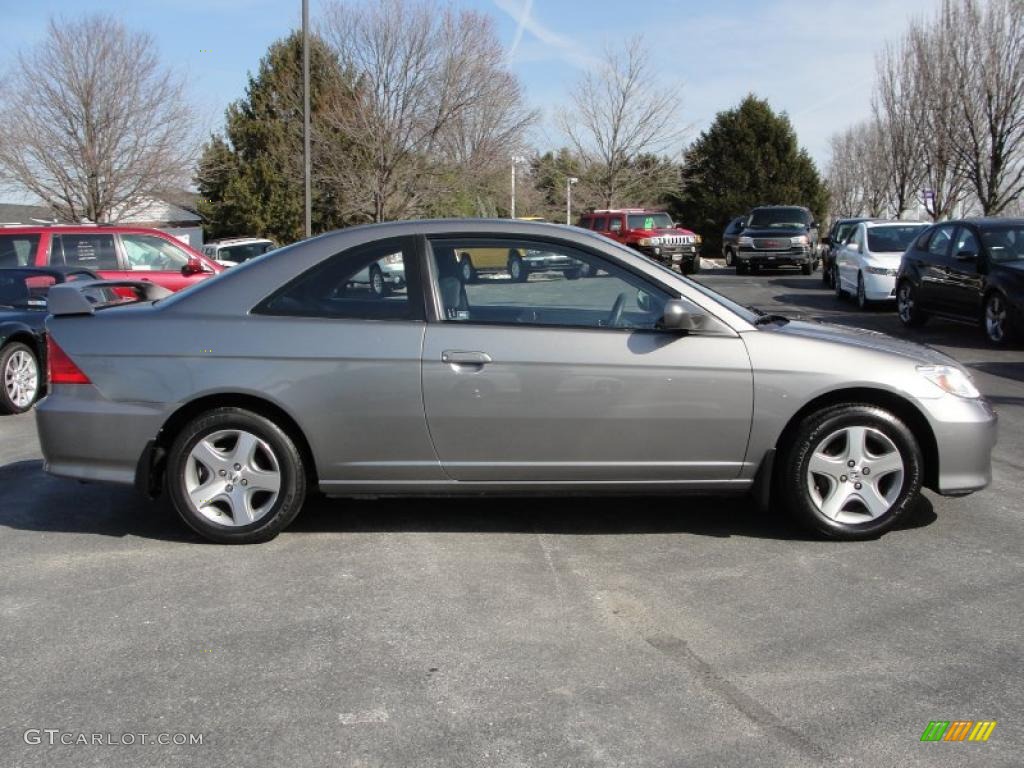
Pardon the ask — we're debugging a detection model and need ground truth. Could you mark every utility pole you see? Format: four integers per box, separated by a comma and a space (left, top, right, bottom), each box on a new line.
566, 177, 579, 225
302, 0, 312, 239
510, 156, 525, 219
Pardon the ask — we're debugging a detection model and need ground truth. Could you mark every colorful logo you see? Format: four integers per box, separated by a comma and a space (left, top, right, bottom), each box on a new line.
920, 720, 997, 742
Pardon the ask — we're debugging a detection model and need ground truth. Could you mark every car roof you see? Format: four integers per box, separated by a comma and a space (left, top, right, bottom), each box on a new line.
862, 220, 929, 228
0, 224, 185, 236
586, 209, 664, 214
956, 218, 1024, 226
751, 205, 810, 211
207, 237, 274, 245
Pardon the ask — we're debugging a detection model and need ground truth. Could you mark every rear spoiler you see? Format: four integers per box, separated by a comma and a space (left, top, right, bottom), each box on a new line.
47, 280, 173, 316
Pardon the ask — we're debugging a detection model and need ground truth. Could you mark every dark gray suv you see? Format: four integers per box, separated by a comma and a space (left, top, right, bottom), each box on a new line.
735, 206, 819, 275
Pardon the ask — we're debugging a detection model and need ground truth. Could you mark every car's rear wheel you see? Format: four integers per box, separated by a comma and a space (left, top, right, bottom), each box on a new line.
736, 262, 748, 275
984, 291, 1015, 346
167, 408, 307, 544
897, 280, 928, 327
778, 404, 923, 540
0, 342, 40, 415
822, 258, 832, 286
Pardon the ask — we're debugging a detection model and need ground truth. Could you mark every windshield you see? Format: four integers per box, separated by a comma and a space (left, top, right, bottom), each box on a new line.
980, 224, 1024, 263
219, 242, 275, 264
867, 225, 927, 253
835, 223, 858, 244
748, 208, 811, 228
627, 213, 674, 230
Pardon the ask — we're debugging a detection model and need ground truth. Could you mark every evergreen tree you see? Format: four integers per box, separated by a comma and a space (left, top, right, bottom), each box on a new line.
672, 95, 828, 255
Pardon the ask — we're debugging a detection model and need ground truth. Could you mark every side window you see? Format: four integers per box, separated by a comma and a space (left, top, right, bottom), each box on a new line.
927, 225, 955, 258
255, 238, 419, 321
608, 217, 623, 233
954, 227, 980, 257
52, 234, 118, 269
0, 234, 40, 267
594, 217, 607, 231
121, 234, 191, 271
428, 238, 677, 332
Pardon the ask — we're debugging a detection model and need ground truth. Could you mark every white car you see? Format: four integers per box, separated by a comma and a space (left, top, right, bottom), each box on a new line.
201, 238, 277, 267
834, 221, 929, 309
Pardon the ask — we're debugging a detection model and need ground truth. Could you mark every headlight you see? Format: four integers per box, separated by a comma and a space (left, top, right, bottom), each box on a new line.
917, 365, 980, 399
638, 237, 661, 247
791, 235, 809, 246
694, 235, 703, 244
738, 236, 754, 247
865, 266, 898, 276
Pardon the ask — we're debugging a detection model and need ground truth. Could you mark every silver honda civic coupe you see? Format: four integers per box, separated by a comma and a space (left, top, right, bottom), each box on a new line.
36, 220, 997, 544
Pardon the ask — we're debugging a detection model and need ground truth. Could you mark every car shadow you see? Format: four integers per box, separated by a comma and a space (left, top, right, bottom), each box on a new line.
0, 459, 937, 543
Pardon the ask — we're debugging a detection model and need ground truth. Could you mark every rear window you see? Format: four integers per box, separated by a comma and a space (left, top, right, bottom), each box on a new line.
218, 242, 274, 264
0, 234, 40, 267
980, 224, 1024, 263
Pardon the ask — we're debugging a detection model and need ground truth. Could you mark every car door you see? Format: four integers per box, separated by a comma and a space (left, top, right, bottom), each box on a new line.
943, 225, 986, 319
420, 235, 754, 484
607, 215, 626, 244
118, 233, 214, 291
835, 224, 862, 290
916, 223, 956, 312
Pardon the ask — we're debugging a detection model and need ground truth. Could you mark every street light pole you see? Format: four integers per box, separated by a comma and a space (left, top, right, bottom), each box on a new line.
302, 0, 311, 239
510, 156, 524, 219
566, 177, 578, 225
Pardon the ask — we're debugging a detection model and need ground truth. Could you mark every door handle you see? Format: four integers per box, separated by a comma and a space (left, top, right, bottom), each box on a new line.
441, 351, 492, 365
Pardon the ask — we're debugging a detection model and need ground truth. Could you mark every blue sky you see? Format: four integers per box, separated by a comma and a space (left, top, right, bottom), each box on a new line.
0, 0, 940, 168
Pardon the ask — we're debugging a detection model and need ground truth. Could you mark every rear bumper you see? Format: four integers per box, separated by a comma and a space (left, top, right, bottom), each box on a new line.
920, 395, 998, 495
35, 385, 167, 486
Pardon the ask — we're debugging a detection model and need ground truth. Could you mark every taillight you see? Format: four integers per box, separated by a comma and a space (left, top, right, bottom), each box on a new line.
47, 337, 90, 384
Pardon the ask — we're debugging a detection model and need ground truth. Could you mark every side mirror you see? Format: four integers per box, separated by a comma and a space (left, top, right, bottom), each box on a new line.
182, 256, 206, 276
658, 299, 703, 332
956, 249, 978, 261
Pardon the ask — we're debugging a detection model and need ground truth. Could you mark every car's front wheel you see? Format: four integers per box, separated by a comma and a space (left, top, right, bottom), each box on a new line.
856, 273, 869, 309
778, 404, 923, 540
724, 249, 734, 267
897, 280, 928, 327
801, 260, 813, 275
508, 253, 527, 282
167, 408, 307, 544
984, 291, 1015, 346
0, 341, 40, 415
368, 265, 387, 297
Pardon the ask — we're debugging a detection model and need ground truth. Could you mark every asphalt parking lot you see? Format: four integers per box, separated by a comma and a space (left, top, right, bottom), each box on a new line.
2, 265, 1022, 767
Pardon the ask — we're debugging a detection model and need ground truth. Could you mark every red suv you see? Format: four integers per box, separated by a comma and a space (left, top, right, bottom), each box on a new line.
578, 209, 702, 274
0, 226, 222, 292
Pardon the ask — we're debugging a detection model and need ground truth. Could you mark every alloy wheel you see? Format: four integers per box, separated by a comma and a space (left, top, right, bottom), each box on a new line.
985, 294, 1007, 343
806, 426, 904, 524
897, 283, 914, 323
183, 429, 282, 527
4, 348, 39, 410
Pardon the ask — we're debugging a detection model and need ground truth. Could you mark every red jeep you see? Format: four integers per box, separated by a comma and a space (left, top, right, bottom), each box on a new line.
578, 209, 702, 274
0, 225, 222, 292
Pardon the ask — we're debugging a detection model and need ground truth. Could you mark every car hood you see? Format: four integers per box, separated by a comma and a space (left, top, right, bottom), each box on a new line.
767, 319, 957, 366
638, 228, 696, 237
743, 227, 809, 238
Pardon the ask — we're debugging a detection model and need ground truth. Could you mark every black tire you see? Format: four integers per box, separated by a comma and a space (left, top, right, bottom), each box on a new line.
801, 260, 813, 275
166, 407, 307, 544
856, 273, 869, 309
896, 280, 928, 327
823, 258, 833, 287
725, 249, 734, 267
458, 255, 476, 284
834, 266, 846, 299
983, 291, 1016, 346
688, 257, 701, 275
0, 341, 41, 415
508, 253, 527, 283
736, 262, 749, 275
368, 264, 387, 297
750, 263, 761, 274
777, 404, 924, 540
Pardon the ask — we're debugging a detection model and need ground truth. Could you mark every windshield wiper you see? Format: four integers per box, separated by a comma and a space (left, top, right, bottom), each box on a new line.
753, 312, 791, 326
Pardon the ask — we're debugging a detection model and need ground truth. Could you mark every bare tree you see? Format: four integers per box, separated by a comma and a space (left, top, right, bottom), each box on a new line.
906, 15, 971, 220
825, 129, 864, 218
0, 16, 196, 223
825, 122, 889, 218
557, 36, 686, 208
320, 0, 533, 222
947, 0, 1024, 214
873, 41, 923, 218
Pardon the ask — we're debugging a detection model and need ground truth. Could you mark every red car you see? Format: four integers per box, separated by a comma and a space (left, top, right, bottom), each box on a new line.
0, 225, 222, 292
578, 209, 702, 274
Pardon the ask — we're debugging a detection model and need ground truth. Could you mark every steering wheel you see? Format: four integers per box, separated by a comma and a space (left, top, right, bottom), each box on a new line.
607, 292, 627, 328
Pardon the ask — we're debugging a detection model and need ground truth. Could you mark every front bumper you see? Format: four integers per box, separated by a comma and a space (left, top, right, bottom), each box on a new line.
919, 394, 998, 495
738, 247, 812, 266
639, 245, 699, 266
861, 271, 898, 301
